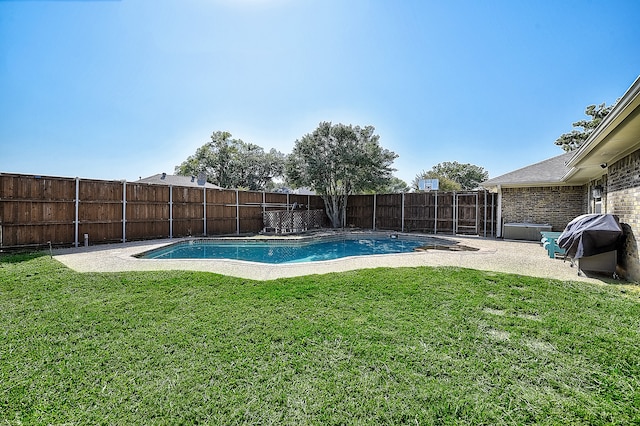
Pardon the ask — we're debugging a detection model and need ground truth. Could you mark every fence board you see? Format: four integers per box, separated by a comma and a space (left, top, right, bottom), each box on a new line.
374, 194, 402, 230
4, 224, 74, 246
264, 193, 289, 211
0, 173, 496, 248
79, 222, 123, 244
0, 174, 77, 247
126, 221, 169, 241
0, 174, 76, 200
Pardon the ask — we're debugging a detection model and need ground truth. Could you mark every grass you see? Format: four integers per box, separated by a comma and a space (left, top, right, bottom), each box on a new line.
1, 253, 639, 425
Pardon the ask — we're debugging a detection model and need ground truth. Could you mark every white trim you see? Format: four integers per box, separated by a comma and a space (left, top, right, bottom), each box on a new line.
74, 177, 79, 248
122, 180, 126, 243
203, 187, 207, 236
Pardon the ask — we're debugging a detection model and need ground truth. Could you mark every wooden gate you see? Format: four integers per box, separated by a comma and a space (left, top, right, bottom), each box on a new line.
454, 192, 479, 234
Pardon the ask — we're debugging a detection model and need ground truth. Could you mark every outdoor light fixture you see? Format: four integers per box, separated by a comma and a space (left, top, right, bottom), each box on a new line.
592, 185, 603, 199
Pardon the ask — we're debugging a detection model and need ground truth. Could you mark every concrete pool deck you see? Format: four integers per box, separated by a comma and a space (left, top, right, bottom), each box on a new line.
52, 234, 609, 283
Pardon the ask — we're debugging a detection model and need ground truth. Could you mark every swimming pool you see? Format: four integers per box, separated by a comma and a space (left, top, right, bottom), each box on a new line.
137, 235, 444, 264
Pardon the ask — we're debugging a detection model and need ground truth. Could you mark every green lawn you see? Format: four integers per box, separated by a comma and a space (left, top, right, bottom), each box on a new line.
1, 253, 639, 425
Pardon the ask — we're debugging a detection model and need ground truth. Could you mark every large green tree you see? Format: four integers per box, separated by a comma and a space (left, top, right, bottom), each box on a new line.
554, 102, 615, 152
412, 162, 488, 191
175, 131, 285, 190
286, 122, 397, 228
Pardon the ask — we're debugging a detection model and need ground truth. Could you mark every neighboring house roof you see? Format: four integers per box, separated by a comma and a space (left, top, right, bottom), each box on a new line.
482, 151, 575, 188
291, 187, 316, 195
271, 186, 316, 195
136, 173, 222, 189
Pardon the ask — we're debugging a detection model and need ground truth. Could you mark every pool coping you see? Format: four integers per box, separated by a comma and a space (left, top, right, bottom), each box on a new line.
133, 232, 460, 261
52, 231, 605, 283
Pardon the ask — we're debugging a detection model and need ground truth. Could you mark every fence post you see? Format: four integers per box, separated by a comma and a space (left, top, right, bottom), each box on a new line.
372, 193, 377, 230
261, 191, 266, 232
122, 180, 126, 243
484, 190, 487, 238
203, 187, 207, 236
475, 192, 479, 235
434, 192, 438, 234
287, 193, 293, 230
236, 189, 240, 235
453, 191, 457, 234
401, 192, 405, 232
74, 177, 79, 248
169, 185, 173, 239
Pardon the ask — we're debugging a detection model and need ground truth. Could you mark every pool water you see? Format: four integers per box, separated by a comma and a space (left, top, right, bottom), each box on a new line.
138, 237, 435, 264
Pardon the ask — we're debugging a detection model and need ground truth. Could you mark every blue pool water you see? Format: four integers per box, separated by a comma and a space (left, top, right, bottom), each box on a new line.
138, 237, 434, 264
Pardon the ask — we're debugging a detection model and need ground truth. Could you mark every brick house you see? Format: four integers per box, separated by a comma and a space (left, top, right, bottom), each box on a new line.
483, 75, 640, 282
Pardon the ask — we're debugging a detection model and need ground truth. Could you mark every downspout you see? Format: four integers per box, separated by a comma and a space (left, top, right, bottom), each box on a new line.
496, 185, 503, 238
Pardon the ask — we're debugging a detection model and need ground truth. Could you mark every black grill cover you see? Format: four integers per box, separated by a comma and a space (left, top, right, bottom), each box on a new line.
557, 214, 623, 260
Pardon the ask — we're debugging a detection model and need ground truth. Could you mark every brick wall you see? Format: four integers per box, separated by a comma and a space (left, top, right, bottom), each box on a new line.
501, 186, 587, 232
607, 148, 640, 282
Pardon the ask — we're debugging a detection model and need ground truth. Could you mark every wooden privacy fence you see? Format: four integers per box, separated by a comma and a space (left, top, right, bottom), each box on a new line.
347, 192, 497, 237
0, 173, 497, 249
0, 173, 326, 248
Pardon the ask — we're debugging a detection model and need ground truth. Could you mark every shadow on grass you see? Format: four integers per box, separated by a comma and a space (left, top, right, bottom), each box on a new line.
0, 251, 49, 264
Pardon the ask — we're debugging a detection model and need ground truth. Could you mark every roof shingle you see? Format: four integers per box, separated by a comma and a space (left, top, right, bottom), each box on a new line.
482, 151, 575, 188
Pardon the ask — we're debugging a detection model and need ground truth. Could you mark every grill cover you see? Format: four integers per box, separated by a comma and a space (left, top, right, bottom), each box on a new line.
557, 214, 622, 260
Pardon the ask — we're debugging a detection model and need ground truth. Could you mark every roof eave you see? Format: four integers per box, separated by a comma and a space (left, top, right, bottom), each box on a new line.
565, 75, 640, 169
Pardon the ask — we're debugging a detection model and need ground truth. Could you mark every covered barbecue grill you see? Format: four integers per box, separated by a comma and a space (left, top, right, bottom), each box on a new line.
557, 214, 623, 276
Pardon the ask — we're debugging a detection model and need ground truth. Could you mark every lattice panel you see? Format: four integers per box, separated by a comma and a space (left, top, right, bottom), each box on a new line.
263, 209, 324, 233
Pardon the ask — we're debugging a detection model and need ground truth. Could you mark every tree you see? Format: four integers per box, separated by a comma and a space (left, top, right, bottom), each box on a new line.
175, 131, 285, 190
286, 122, 397, 228
554, 102, 616, 152
412, 162, 488, 191
362, 176, 410, 194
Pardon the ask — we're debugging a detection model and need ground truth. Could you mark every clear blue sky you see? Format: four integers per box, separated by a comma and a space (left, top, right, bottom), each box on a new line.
1, 0, 639, 185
